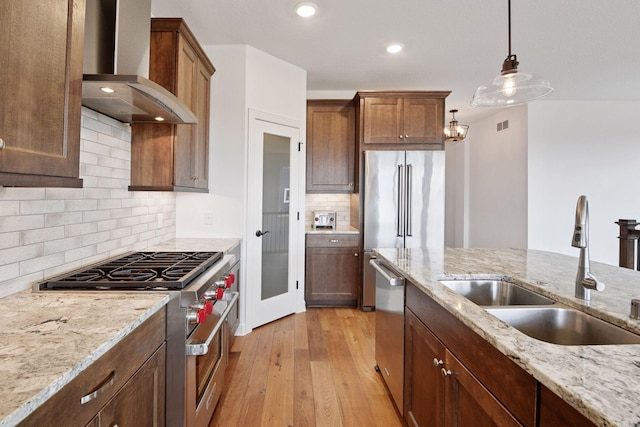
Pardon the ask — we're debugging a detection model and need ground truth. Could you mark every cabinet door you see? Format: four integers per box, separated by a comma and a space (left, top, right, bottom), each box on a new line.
404, 309, 446, 427
192, 58, 211, 190
0, 0, 83, 187
538, 384, 596, 427
306, 101, 355, 192
444, 352, 521, 427
305, 245, 359, 305
174, 34, 198, 189
362, 97, 403, 145
402, 98, 442, 145
98, 343, 166, 427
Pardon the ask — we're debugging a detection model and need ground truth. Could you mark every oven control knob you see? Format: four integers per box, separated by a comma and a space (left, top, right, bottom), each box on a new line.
216, 287, 225, 300
204, 300, 213, 314
196, 309, 207, 324
225, 273, 235, 288
186, 308, 207, 324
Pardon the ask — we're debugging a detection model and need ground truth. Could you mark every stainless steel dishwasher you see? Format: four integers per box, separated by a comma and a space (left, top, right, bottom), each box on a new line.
371, 258, 405, 412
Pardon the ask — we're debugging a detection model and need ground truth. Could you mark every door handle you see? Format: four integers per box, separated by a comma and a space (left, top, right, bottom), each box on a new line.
255, 230, 270, 237
397, 164, 405, 237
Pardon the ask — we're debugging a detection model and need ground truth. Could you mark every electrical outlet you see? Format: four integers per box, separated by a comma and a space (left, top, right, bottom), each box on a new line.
157, 213, 163, 228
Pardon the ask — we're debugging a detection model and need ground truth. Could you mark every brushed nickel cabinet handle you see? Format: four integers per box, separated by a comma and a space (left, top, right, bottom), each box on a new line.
0, 138, 5, 150
433, 358, 444, 367
80, 370, 116, 404
441, 368, 452, 377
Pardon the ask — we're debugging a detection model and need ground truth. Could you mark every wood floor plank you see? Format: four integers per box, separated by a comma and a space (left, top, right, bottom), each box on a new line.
294, 348, 316, 427
310, 360, 343, 427
294, 312, 309, 350
237, 322, 277, 426
306, 308, 329, 362
323, 328, 377, 426
261, 329, 295, 426
210, 308, 403, 427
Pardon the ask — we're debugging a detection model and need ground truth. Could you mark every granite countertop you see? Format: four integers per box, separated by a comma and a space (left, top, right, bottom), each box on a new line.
0, 237, 242, 427
305, 225, 360, 234
374, 247, 640, 427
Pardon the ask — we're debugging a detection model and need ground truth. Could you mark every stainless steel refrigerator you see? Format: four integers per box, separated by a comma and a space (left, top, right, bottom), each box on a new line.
362, 150, 445, 309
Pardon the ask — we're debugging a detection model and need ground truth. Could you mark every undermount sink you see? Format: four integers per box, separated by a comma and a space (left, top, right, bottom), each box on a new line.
486, 307, 640, 346
439, 279, 555, 306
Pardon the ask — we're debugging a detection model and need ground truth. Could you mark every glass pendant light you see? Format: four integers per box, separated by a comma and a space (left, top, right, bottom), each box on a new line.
444, 110, 469, 142
471, 0, 553, 108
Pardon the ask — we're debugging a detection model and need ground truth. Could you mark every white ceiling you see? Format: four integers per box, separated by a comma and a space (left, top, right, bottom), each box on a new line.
150, 0, 640, 123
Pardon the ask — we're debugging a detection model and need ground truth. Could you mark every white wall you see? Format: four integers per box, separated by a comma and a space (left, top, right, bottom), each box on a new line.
466, 105, 529, 248
528, 101, 640, 265
176, 45, 248, 238
176, 45, 307, 238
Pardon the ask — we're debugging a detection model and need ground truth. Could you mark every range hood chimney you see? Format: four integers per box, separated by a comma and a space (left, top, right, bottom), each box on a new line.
82, 0, 197, 124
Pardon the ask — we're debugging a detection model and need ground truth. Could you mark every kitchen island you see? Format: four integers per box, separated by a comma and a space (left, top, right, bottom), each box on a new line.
0, 237, 241, 426
374, 247, 640, 427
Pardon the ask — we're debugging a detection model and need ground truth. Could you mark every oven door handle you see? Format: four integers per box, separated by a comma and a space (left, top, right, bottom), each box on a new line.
186, 291, 239, 356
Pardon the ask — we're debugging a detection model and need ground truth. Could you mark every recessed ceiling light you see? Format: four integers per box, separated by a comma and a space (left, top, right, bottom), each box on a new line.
100, 87, 115, 93
295, 2, 317, 18
155, 116, 165, 122
386, 43, 404, 54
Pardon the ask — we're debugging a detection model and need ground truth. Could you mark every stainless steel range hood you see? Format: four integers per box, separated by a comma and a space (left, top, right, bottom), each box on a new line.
82, 0, 197, 124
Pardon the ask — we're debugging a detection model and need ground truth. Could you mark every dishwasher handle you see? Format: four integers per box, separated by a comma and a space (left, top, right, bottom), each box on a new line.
369, 259, 404, 286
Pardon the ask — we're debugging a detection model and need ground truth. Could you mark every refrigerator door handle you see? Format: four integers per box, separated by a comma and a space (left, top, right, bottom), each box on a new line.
397, 164, 405, 237
406, 163, 412, 236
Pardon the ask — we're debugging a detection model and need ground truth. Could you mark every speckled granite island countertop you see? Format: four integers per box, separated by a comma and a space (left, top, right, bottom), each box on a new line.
0, 237, 241, 426
374, 247, 640, 427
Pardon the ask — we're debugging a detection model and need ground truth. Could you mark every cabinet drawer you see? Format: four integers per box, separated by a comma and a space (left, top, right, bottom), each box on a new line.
306, 234, 360, 248
20, 308, 166, 427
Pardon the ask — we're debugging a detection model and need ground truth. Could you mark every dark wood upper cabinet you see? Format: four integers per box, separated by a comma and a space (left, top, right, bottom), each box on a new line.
354, 91, 450, 151
0, 0, 85, 188
130, 18, 215, 192
306, 100, 356, 193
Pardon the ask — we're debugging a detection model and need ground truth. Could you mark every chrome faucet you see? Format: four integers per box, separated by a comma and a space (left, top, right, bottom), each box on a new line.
572, 195, 605, 300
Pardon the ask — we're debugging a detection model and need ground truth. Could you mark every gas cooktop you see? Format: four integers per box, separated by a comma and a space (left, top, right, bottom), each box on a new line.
37, 251, 223, 291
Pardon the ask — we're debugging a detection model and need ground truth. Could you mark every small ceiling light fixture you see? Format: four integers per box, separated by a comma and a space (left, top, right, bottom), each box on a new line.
471, 0, 553, 108
295, 2, 317, 18
444, 109, 469, 142
154, 116, 165, 122
100, 87, 115, 94
386, 43, 404, 54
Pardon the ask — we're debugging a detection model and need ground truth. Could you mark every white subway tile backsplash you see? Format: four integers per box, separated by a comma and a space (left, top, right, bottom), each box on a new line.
0, 108, 176, 298
21, 253, 65, 276
0, 215, 45, 232
45, 212, 83, 227
22, 226, 65, 245
20, 200, 65, 215
65, 199, 99, 212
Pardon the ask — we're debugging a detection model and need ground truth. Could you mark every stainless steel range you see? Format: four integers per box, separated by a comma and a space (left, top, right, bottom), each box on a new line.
35, 246, 240, 427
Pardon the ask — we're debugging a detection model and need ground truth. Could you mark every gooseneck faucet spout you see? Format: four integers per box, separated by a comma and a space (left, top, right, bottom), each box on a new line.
572, 195, 605, 300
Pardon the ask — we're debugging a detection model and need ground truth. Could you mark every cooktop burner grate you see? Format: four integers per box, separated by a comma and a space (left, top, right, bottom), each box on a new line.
39, 251, 223, 290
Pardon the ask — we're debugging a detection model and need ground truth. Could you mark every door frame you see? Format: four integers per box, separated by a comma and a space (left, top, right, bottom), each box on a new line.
245, 109, 306, 331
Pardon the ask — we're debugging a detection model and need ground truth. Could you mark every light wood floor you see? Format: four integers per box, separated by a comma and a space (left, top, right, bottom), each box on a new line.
209, 307, 404, 427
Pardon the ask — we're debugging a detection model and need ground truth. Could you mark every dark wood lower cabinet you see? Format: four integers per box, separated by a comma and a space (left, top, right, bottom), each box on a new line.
305, 234, 360, 306
445, 353, 520, 427
538, 384, 596, 427
91, 343, 166, 427
405, 309, 520, 427
403, 281, 600, 427
404, 309, 445, 427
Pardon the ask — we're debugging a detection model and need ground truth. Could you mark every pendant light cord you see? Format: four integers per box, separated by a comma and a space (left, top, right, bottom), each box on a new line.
507, 0, 512, 57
